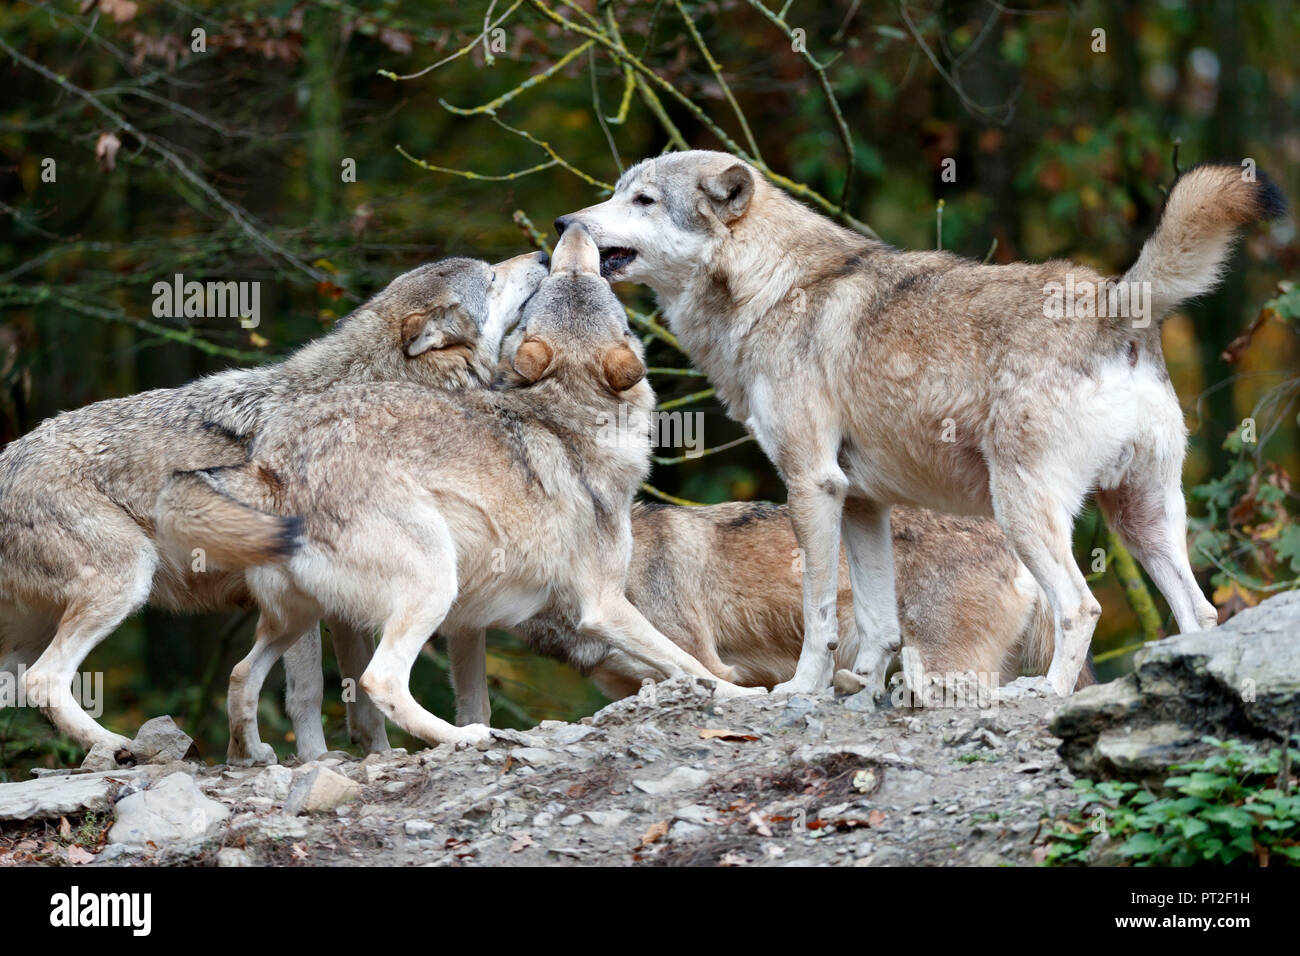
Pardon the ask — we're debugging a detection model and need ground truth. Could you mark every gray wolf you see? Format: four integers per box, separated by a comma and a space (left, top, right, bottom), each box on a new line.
452, 500, 1088, 724
0, 252, 547, 759
556, 153, 1284, 696
156, 225, 762, 759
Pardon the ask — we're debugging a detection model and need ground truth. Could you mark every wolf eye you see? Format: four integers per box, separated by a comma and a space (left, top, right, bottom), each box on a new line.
633, 194, 655, 206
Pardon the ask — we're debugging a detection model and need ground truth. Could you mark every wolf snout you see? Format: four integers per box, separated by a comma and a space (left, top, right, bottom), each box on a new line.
553, 214, 573, 235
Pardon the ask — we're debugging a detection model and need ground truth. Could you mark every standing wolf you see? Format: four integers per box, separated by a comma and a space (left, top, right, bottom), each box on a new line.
0, 253, 547, 757
557, 153, 1284, 695
158, 226, 761, 758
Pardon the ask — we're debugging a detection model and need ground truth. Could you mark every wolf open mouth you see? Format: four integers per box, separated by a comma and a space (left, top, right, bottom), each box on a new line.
599, 247, 637, 278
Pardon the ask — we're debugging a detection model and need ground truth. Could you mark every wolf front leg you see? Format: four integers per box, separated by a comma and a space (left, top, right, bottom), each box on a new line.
842, 497, 901, 690
579, 596, 764, 700
772, 466, 849, 695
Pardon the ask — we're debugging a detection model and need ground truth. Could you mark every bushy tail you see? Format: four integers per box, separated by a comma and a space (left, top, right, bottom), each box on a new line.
1124, 163, 1285, 322
1017, 587, 1095, 691
155, 469, 300, 570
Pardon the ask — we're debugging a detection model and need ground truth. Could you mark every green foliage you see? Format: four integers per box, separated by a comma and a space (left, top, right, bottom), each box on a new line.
1043, 737, 1300, 867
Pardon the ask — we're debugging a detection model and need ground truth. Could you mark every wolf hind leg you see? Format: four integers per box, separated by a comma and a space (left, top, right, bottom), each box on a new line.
445, 625, 491, 727
22, 546, 155, 752
990, 471, 1098, 697
327, 618, 390, 753
1097, 474, 1218, 634
281, 623, 328, 760
228, 603, 319, 766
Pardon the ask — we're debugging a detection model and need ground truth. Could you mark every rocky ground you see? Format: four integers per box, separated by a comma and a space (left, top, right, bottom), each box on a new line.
0, 676, 1077, 867
4, 591, 1295, 867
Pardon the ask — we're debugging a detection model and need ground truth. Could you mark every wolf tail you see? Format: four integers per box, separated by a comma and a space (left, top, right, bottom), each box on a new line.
1123, 163, 1285, 323
155, 469, 300, 570
1016, 584, 1096, 691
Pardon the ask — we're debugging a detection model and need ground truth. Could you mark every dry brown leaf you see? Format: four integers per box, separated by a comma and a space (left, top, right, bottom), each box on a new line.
509, 832, 534, 853
58, 817, 72, 840
67, 845, 95, 865
746, 811, 772, 837
290, 842, 309, 860
95, 132, 121, 172
699, 728, 758, 742
641, 821, 669, 846
867, 809, 887, 827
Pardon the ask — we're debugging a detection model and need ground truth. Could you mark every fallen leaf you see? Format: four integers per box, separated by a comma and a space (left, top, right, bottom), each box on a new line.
699, 728, 758, 742
67, 846, 95, 865
290, 842, 309, 860
509, 832, 534, 853
248, 332, 270, 348
95, 132, 121, 172
867, 810, 887, 827
1032, 845, 1049, 864
641, 821, 669, 846
59, 817, 72, 840
746, 811, 772, 837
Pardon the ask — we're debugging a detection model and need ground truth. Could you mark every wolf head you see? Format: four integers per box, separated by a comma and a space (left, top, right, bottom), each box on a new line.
349, 251, 549, 389
554, 151, 758, 292
501, 225, 649, 399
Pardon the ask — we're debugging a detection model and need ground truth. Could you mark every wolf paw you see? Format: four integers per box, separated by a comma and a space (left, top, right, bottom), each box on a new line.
453, 723, 493, 751
229, 741, 278, 767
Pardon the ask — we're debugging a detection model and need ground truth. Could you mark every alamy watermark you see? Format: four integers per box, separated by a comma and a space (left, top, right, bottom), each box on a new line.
596, 403, 705, 458
0, 664, 103, 718
1043, 276, 1151, 328
153, 272, 260, 328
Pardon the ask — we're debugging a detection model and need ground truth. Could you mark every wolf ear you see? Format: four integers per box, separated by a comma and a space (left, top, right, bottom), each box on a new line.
513, 338, 555, 382
699, 162, 755, 223
402, 304, 470, 357
602, 343, 645, 393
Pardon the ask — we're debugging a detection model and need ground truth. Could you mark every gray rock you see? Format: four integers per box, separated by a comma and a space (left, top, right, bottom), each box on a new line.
252, 765, 293, 802
108, 772, 230, 846
0, 768, 147, 822
1052, 591, 1300, 781
631, 766, 711, 795
127, 716, 199, 763
668, 821, 707, 841
672, 803, 714, 826
284, 765, 362, 815
404, 819, 437, 838
217, 847, 253, 867
582, 809, 631, 827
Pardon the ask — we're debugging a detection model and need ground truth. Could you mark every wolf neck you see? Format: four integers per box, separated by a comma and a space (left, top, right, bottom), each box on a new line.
656, 188, 872, 421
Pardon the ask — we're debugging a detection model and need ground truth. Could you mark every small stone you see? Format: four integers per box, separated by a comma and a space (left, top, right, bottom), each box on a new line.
108, 772, 230, 846
404, 820, 436, 838
559, 814, 584, 827
252, 765, 293, 801
510, 747, 556, 767
582, 809, 631, 827
833, 669, 868, 696
128, 716, 199, 764
217, 847, 253, 867
283, 766, 362, 815
667, 821, 706, 841
632, 766, 711, 795
672, 804, 714, 826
